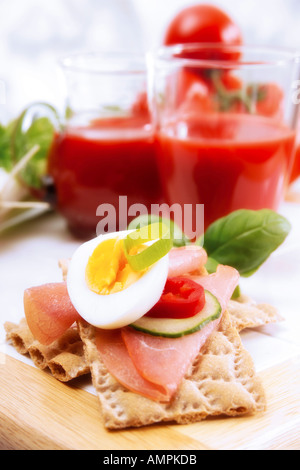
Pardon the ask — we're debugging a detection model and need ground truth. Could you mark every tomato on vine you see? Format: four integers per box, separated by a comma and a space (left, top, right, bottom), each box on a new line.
163, 4, 243, 61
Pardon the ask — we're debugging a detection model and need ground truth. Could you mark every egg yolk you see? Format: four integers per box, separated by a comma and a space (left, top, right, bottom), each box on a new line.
85, 237, 142, 295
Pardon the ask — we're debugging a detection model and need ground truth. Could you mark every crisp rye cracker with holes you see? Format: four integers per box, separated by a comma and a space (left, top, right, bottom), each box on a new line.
14, 220, 274, 430
6, 209, 290, 429
4, 319, 89, 382
78, 311, 265, 429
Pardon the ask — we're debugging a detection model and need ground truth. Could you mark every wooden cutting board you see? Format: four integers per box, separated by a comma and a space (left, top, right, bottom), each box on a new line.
0, 350, 299, 450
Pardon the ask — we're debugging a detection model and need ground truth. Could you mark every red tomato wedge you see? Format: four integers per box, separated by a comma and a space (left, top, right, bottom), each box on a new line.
145, 277, 205, 319
24, 282, 81, 345
168, 246, 207, 278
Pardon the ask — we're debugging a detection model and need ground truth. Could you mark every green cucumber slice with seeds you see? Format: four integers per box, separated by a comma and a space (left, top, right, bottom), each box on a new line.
130, 290, 221, 338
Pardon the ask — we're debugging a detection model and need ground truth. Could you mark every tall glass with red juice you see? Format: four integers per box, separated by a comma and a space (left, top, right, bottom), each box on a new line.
150, 45, 300, 235
288, 118, 300, 186
48, 53, 162, 238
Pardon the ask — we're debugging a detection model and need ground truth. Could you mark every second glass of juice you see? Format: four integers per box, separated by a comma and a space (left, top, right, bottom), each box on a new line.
150, 44, 300, 234
48, 53, 162, 238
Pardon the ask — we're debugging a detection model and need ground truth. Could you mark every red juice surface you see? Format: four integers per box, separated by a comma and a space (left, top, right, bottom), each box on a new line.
156, 113, 296, 230
48, 117, 162, 237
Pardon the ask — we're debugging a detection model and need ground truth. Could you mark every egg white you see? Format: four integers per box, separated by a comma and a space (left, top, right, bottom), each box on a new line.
67, 230, 169, 329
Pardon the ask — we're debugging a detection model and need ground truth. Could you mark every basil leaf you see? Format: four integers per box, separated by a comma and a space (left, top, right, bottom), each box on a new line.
203, 209, 291, 277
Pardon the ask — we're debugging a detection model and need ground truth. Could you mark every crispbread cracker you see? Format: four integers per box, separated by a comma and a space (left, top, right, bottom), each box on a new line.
6, 259, 279, 385
5, 319, 89, 382
228, 295, 284, 332
59, 259, 283, 333
59, 259, 70, 282
78, 311, 266, 430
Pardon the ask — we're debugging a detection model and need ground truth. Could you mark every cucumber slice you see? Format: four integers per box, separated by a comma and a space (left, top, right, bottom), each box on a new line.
130, 290, 221, 338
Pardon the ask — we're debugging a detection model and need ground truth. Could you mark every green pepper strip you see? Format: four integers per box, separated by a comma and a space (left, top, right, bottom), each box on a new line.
123, 223, 173, 272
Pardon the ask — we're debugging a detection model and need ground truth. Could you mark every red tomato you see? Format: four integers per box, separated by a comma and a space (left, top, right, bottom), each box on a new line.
175, 68, 215, 111
220, 73, 243, 91
131, 91, 150, 118
253, 83, 284, 119
211, 72, 246, 113
163, 4, 243, 61
146, 277, 206, 319
175, 69, 244, 114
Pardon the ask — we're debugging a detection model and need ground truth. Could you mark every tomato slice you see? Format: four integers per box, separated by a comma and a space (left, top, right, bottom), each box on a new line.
146, 277, 205, 319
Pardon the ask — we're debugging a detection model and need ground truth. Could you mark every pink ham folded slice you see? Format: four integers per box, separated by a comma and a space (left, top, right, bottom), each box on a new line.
168, 246, 208, 278
95, 329, 169, 402
121, 318, 221, 401
189, 264, 240, 311
95, 320, 220, 402
95, 265, 239, 402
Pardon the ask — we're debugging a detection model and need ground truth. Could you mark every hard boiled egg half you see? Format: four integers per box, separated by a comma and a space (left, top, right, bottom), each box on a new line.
67, 230, 169, 329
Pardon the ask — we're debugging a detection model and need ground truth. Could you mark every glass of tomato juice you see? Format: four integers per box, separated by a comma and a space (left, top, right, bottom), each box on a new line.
47, 52, 162, 238
149, 44, 300, 233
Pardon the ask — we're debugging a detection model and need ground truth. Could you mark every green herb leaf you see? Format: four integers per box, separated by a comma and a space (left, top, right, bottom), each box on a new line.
203, 209, 291, 277
128, 214, 191, 248
0, 124, 13, 171
210, 70, 253, 113
124, 222, 173, 271
10, 103, 61, 190
231, 285, 242, 299
13, 116, 55, 189
205, 257, 219, 274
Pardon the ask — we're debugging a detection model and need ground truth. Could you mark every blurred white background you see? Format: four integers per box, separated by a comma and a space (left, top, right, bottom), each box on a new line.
1, 0, 300, 119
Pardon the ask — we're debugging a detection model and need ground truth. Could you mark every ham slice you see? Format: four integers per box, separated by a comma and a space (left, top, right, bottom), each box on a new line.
190, 265, 240, 311
121, 319, 220, 401
96, 264, 239, 402
95, 329, 168, 402
168, 246, 207, 278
